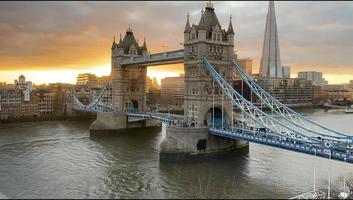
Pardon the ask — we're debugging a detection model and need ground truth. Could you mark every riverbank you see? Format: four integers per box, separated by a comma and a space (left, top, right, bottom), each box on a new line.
0, 114, 96, 126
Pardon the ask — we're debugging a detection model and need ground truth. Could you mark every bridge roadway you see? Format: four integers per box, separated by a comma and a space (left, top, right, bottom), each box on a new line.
127, 112, 185, 124
209, 126, 353, 164
125, 112, 353, 164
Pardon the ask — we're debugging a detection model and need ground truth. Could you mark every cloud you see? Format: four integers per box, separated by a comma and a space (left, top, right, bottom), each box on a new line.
0, 1, 352, 82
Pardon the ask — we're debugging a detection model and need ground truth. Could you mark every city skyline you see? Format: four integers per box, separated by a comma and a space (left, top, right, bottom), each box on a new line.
0, 1, 353, 84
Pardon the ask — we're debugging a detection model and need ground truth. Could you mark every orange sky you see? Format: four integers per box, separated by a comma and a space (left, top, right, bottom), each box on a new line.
0, 1, 353, 85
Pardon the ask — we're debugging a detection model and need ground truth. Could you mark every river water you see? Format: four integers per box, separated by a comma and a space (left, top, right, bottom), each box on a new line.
0, 108, 352, 199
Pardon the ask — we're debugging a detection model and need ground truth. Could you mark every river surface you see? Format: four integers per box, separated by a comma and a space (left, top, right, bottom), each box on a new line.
0, 108, 352, 199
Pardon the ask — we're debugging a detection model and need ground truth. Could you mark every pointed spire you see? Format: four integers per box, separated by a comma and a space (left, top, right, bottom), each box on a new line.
112, 34, 117, 49
127, 24, 132, 33
184, 12, 191, 33
227, 14, 234, 35
119, 33, 122, 43
142, 37, 147, 50
206, 0, 213, 9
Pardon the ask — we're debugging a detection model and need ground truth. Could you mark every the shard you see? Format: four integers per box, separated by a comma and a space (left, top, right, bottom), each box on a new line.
259, 1, 282, 78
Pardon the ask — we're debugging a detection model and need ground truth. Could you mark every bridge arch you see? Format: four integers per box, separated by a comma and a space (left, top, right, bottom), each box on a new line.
203, 105, 230, 128
125, 99, 140, 113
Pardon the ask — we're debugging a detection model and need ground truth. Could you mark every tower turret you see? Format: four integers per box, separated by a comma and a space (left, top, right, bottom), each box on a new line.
227, 15, 234, 35
142, 37, 148, 55
227, 15, 235, 46
184, 13, 190, 33
184, 13, 191, 42
117, 33, 124, 55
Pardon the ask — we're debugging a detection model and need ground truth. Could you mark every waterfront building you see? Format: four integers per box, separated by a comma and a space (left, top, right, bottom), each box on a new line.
254, 76, 313, 105
298, 71, 324, 86
0, 88, 39, 120
37, 89, 56, 116
160, 74, 185, 106
282, 66, 291, 78
259, 1, 283, 78
322, 84, 353, 102
0, 89, 21, 119
236, 58, 252, 75
312, 85, 325, 104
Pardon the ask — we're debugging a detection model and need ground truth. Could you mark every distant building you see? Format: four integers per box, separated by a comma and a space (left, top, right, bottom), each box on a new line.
160, 74, 185, 106
312, 86, 325, 104
282, 66, 291, 78
14, 74, 34, 91
146, 76, 152, 93
76, 73, 97, 87
37, 89, 56, 116
96, 75, 110, 88
236, 58, 252, 75
146, 77, 161, 105
0, 89, 39, 120
298, 71, 324, 86
152, 77, 160, 90
322, 84, 353, 101
259, 1, 283, 78
252, 76, 313, 105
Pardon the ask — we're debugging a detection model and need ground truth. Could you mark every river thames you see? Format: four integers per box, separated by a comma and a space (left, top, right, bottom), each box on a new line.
0, 108, 352, 199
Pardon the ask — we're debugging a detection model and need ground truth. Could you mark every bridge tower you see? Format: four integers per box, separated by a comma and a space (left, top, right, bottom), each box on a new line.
111, 27, 148, 113
160, 2, 248, 159
183, 2, 235, 127
90, 27, 149, 132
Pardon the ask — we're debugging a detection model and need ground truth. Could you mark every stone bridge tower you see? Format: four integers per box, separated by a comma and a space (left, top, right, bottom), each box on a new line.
111, 27, 148, 114
183, 2, 235, 127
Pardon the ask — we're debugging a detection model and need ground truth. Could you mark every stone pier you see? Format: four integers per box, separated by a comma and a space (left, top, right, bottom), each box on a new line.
89, 112, 162, 135
89, 112, 127, 133
160, 124, 249, 161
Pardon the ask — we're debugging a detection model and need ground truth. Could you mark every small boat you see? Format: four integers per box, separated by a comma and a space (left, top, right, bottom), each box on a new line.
344, 105, 353, 113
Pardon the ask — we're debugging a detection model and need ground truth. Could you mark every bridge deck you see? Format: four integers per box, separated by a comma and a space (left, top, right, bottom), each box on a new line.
127, 112, 184, 123
209, 127, 353, 164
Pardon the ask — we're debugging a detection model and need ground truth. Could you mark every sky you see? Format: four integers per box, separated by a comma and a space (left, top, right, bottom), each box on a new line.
0, 1, 353, 85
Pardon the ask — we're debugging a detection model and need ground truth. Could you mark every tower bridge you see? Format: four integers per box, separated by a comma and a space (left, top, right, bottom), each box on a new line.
72, 2, 353, 164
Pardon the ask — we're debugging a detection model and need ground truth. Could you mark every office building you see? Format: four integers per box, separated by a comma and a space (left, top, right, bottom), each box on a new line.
298, 71, 324, 86
282, 66, 291, 78
161, 74, 185, 106
236, 58, 252, 75
259, 1, 283, 78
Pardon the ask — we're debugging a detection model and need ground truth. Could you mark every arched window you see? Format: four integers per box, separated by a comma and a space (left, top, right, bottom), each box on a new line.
217, 34, 220, 41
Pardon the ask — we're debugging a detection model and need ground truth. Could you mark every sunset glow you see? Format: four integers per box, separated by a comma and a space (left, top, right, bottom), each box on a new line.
0, 1, 352, 84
